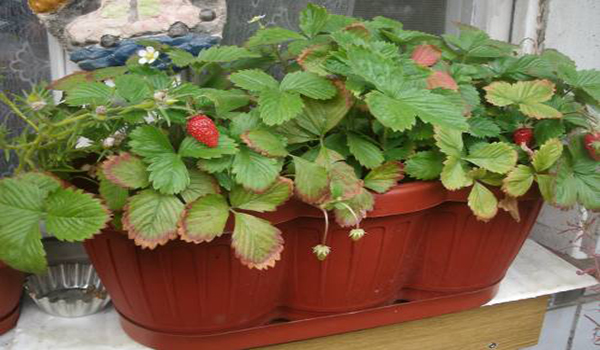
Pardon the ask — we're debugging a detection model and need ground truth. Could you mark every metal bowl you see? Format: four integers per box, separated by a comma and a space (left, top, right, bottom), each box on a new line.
25, 262, 110, 318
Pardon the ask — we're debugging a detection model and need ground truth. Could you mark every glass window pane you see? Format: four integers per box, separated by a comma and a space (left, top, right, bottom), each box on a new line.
0, 0, 51, 176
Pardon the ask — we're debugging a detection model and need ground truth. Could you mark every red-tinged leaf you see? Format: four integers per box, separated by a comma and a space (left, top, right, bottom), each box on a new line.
178, 194, 229, 243
123, 189, 184, 249
411, 44, 442, 67
293, 156, 330, 205
232, 212, 284, 270
241, 129, 288, 157
230, 177, 293, 212
333, 188, 375, 227
498, 195, 521, 222
364, 161, 404, 193
427, 71, 459, 91
102, 153, 150, 189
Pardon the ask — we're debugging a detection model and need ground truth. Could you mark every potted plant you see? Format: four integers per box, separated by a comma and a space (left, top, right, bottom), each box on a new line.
1, 4, 598, 348
0, 262, 24, 335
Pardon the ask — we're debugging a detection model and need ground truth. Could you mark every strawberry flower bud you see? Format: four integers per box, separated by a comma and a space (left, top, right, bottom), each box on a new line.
349, 228, 366, 241
312, 244, 331, 261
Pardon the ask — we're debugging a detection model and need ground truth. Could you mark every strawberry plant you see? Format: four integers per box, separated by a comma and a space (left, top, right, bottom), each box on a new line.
0, 4, 598, 274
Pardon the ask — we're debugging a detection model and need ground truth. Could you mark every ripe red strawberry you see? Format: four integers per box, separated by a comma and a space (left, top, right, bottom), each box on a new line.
584, 132, 600, 161
513, 127, 533, 146
186, 115, 219, 148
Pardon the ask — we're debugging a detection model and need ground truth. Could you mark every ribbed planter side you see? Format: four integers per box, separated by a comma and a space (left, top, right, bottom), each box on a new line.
0, 262, 24, 335
406, 193, 543, 295
282, 212, 425, 317
85, 232, 286, 333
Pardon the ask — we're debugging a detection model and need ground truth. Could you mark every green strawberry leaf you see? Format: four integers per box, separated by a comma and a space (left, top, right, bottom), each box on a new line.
179, 134, 239, 159
230, 177, 293, 212
258, 88, 304, 125
502, 165, 535, 197
532, 138, 563, 172
98, 172, 128, 211
280, 71, 337, 100
197, 156, 234, 173
0, 177, 49, 273
559, 68, 600, 103
467, 116, 501, 138
129, 126, 175, 159
535, 174, 556, 202
241, 129, 288, 157
180, 170, 220, 204
464, 142, 517, 174
534, 119, 566, 145
146, 153, 190, 195
178, 194, 229, 243
65, 82, 113, 106
102, 153, 150, 189
197, 45, 260, 62
232, 147, 282, 192
364, 161, 404, 193
232, 212, 284, 270
229, 69, 278, 92
293, 156, 330, 204
297, 44, 331, 76
299, 3, 329, 37
0, 176, 110, 273
347, 133, 384, 169
45, 188, 110, 241
366, 89, 468, 132
365, 91, 416, 132
441, 156, 473, 190
17, 172, 62, 196
246, 27, 305, 48
115, 74, 151, 103
434, 126, 464, 157
317, 148, 363, 201
123, 189, 185, 249
166, 48, 195, 67
333, 188, 375, 227
468, 182, 498, 222
484, 80, 562, 119
198, 88, 251, 114
294, 87, 352, 135
405, 150, 444, 180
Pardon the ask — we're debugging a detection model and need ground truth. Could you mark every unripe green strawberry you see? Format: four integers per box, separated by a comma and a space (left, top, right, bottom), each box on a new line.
186, 114, 219, 148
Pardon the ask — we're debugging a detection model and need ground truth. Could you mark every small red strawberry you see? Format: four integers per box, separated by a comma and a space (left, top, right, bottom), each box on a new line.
513, 127, 533, 146
584, 132, 600, 161
186, 114, 219, 148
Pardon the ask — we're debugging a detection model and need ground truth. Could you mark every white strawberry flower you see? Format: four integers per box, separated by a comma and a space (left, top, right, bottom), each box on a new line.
102, 137, 116, 148
138, 46, 160, 65
144, 112, 157, 124
104, 79, 115, 87
75, 136, 93, 149
312, 244, 331, 261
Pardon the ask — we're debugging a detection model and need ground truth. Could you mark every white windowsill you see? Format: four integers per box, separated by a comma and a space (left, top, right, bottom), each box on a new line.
1, 239, 597, 349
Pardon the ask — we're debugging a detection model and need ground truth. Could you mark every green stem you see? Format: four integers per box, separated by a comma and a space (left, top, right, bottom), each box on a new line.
0, 93, 39, 132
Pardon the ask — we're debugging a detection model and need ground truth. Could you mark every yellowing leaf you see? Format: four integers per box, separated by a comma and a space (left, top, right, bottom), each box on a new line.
178, 194, 229, 243
123, 189, 185, 249
102, 153, 149, 189
232, 212, 284, 270
464, 142, 517, 174
484, 79, 562, 119
333, 188, 375, 227
467, 182, 498, 222
502, 165, 535, 197
434, 126, 464, 157
498, 195, 521, 222
441, 156, 473, 190
293, 156, 329, 204
179, 170, 220, 204
532, 138, 564, 172
230, 177, 293, 212
364, 161, 404, 193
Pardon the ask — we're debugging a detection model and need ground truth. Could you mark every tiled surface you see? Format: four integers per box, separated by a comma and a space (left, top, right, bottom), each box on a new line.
0, 240, 597, 349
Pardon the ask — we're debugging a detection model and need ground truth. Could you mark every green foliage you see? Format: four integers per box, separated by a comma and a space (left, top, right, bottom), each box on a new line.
0, 175, 109, 273
2, 4, 597, 271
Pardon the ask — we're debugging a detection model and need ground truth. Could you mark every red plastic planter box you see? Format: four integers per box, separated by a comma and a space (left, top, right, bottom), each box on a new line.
84, 181, 542, 349
0, 262, 24, 335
